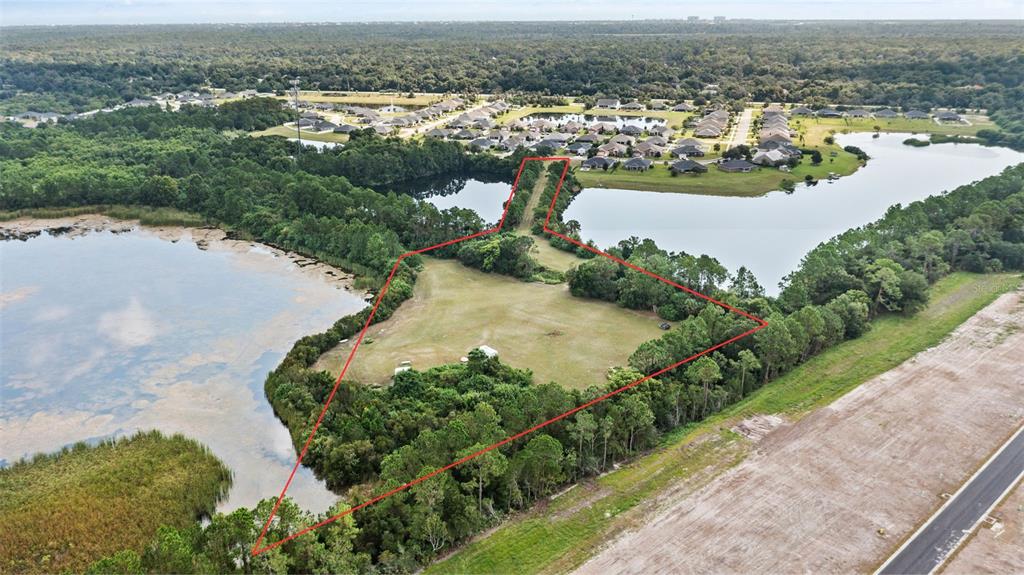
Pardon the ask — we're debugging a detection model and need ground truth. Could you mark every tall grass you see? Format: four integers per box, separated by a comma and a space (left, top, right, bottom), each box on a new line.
0, 205, 207, 227
0, 430, 231, 574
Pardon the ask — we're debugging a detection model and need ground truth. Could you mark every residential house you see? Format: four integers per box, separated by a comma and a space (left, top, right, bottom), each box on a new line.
566, 142, 593, 155
623, 157, 653, 171
905, 110, 931, 119
609, 134, 636, 146
534, 138, 563, 150
670, 159, 708, 174
671, 144, 705, 158
789, 106, 814, 116
469, 138, 497, 149
620, 125, 644, 136
424, 128, 449, 138
675, 137, 704, 148
563, 120, 586, 133
595, 98, 621, 109
634, 141, 666, 157
672, 102, 697, 112
574, 133, 601, 143
816, 109, 844, 118
874, 108, 899, 118
597, 142, 629, 157
718, 159, 757, 173
934, 111, 963, 123
847, 109, 872, 118
751, 148, 788, 166
621, 101, 645, 111
694, 126, 723, 138
499, 137, 527, 152
649, 126, 676, 138
582, 156, 618, 170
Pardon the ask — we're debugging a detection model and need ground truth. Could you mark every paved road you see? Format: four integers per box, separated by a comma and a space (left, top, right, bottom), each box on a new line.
878, 424, 1024, 575
727, 107, 754, 150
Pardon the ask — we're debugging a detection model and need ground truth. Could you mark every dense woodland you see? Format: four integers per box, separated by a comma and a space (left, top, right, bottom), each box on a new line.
4, 96, 1024, 573
83, 160, 1024, 575
3, 23, 1024, 572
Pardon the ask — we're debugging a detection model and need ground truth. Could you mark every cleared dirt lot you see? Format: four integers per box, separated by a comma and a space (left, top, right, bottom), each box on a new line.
944, 482, 1024, 574
576, 287, 1024, 575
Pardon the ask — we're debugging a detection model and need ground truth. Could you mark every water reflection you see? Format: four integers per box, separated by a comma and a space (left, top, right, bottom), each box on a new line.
565, 133, 1024, 294
0, 228, 367, 513
392, 175, 513, 225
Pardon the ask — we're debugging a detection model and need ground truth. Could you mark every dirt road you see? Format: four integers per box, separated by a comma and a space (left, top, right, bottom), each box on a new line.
576, 288, 1024, 575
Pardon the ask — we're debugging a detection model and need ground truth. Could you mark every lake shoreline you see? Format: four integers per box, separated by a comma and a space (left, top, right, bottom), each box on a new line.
0, 214, 369, 298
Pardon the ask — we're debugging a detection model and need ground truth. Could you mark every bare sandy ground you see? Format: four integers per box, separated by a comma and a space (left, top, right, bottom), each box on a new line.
0, 214, 362, 293
576, 288, 1024, 575
943, 482, 1024, 574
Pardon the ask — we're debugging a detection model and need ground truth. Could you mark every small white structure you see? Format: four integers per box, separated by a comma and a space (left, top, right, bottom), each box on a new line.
476, 345, 499, 358
394, 366, 411, 375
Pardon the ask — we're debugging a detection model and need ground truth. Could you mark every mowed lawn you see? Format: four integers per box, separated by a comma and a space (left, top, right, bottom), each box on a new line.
314, 258, 666, 389
425, 272, 1021, 575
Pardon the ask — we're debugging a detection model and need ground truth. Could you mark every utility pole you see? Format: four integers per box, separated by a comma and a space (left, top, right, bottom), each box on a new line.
291, 77, 302, 153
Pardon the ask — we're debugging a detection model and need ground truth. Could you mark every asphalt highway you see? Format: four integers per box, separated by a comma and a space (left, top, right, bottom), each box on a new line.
877, 424, 1024, 575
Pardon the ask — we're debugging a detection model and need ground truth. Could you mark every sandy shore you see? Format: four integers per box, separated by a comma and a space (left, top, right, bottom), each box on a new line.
0, 214, 367, 296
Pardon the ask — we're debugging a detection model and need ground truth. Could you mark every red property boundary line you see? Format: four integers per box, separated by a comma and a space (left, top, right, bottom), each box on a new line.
252, 156, 768, 554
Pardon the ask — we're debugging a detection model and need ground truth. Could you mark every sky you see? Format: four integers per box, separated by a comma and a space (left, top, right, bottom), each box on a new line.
2, 0, 1022, 26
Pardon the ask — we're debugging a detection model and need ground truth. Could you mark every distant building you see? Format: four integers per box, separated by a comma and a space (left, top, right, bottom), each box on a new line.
581, 156, 618, 170
595, 98, 621, 109
718, 159, 757, 173
623, 157, 653, 171
670, 159, 708, 174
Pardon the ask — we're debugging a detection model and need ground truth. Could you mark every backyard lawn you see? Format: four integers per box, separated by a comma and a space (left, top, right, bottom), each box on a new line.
314, 258, 667, 389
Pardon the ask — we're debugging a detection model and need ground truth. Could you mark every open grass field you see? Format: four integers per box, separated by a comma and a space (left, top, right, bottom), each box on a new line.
0, 431, 231, 574
794, 115, 995, 146
425, 272, 1021, 575
251, 125, 350, 143
529, 239, 586, 273
314, 258, 666, 389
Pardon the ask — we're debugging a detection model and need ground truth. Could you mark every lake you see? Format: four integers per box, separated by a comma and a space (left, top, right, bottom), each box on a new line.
0, 223, 367, 513
520, 113, 667, 130
392, 175, 513, 225
288, 137, 342, 150
564, 133, 1024, 294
